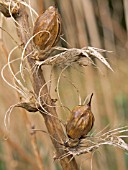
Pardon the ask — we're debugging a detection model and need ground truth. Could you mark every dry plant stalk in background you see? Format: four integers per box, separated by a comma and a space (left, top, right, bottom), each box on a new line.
0, 1, 128, 170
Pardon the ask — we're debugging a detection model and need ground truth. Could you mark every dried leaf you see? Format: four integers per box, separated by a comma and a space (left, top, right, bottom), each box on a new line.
85, 47, 113, 71
36, 46, 113, 72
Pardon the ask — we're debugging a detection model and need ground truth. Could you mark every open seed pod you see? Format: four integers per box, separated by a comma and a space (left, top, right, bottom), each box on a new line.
66, 93, 94, 146
33, 6, 61, 59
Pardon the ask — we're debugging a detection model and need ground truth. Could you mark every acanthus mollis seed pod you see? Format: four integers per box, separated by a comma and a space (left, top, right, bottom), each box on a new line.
33, 6, 61, 59
66, 93, 94, 145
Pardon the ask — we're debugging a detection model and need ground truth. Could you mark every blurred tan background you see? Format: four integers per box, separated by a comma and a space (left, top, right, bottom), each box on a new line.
0, 0, 128, 170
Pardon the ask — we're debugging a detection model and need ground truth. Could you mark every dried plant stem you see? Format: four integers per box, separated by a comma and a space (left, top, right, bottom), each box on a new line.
1, 43, 46, 169
4, 3, 78, 170
0, 128, 38, 169
31, 127, 45, 170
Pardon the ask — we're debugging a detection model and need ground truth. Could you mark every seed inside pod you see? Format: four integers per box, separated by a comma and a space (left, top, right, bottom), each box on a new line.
33, 6, 61, 56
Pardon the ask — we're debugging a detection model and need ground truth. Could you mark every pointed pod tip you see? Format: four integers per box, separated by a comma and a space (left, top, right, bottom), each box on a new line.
87, 93, 93, 107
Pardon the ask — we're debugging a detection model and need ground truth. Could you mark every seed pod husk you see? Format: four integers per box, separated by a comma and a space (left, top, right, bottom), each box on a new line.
33, 6, 61, 55
66, 93, 94, 140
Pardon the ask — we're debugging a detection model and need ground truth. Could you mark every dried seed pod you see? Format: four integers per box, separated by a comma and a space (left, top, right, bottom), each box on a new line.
66, 93, 94, 142
33, 6, 61, 57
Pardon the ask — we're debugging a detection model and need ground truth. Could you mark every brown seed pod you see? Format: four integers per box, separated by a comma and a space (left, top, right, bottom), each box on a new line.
66, 93, 94, 145
33, 6, 61, 56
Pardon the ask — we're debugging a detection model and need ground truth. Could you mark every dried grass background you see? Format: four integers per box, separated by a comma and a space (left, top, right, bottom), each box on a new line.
0, 0, 128, 170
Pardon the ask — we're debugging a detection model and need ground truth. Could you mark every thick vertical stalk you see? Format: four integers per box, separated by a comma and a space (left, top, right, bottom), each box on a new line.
13, 3, 78, 170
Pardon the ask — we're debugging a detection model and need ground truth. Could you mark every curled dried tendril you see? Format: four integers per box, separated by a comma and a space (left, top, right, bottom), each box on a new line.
1, 48, 72, 133
0, 0, 38, 18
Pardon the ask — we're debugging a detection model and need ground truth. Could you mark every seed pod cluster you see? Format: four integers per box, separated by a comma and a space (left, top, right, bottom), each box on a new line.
65, 93, 94, 147
33, 6, 61, 56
